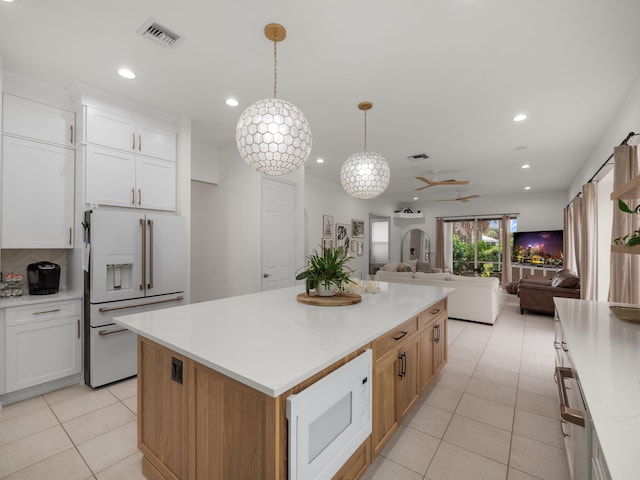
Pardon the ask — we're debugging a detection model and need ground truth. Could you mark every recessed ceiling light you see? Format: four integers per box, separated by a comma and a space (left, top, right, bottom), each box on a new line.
514, 146, 528, 151
117, 68, 136, 79
2, 0, 18, 3
413, 197, 419, 201
521, 164, 530, 169
513, 113, 527, 122
316, 158, 324, 164
225, 98, 239, 107
524, 186, 531, 190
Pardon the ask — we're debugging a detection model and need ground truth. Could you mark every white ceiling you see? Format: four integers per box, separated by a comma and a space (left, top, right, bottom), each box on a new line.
1, 0, 640, 204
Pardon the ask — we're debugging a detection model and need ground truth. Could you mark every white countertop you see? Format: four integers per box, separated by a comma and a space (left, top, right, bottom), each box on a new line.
0, 290, 83, 308
114, 282, 452, 397
554, 298, 640, 479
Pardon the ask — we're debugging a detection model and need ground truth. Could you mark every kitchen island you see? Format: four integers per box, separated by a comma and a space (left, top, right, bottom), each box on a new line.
115, 282, 452, 480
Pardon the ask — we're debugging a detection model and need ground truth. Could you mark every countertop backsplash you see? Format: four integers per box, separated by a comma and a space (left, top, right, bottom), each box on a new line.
0, 249, 69, 291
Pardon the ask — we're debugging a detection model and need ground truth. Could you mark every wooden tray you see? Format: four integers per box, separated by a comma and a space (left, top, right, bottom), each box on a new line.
610, 305, 640, 323
297, 292, 362, 306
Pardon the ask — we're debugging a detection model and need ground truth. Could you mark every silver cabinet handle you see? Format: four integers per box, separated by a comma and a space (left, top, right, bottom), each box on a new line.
77, 319, 80, 339
98, 295, 184, 312
554, 367, 585, 427
131, 188, 135, 205
33, 308, 61, 315
69, 227, 72, 245
138, 134, 142, 151
430, 308, 440, 315
132, 132, 136, 150
99, 328, 129, 336
147, 219, 154, 289
138, 188, 142, 206
140, 218, 146, 290
70, 125, 74, 144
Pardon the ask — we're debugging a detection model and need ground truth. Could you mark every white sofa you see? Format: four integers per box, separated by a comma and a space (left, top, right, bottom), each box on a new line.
375, 270, 500, 325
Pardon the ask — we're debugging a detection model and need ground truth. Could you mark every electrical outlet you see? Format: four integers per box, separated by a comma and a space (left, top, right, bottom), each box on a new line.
171, 357, 183, 384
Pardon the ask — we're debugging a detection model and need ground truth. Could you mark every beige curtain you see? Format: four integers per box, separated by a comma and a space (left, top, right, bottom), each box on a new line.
564, 204, 577, 273
501, 215, 512, 286
572, 196, 583, 279
609, 145, 640, 304
435, 218, 445, 270
580, 183, 597, 300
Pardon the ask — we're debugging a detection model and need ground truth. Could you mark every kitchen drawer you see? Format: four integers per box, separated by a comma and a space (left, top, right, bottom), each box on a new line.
6, 299, 82, 326
419, 300, 446, 329
373, 316, 418, 360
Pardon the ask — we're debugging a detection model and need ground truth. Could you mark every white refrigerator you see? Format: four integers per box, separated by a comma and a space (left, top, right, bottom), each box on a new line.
84, 209, 186, 387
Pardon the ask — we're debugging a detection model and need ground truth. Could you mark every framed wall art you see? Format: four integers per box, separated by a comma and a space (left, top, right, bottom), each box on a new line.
322, 215, 335, 237
352, 219, 365, 238
336, 223, 350, 250
357, 240, 364, 256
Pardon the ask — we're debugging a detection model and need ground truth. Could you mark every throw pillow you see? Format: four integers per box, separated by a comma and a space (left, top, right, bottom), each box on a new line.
397, 263, 411, 272
406, 259, 418, 272
416, 261, 431, 273
382, 263, 400, 272
551, 271, 580, 288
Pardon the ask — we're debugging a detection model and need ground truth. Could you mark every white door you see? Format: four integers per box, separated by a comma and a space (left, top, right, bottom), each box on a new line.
262, 178, 296, 290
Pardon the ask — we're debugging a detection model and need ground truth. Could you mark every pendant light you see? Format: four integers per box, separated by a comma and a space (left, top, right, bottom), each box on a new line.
340, 102, 390, 199
236, 23, 312, 176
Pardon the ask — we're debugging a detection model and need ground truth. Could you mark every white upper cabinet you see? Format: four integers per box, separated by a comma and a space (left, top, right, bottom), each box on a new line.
86, 145, 176, 211
85, 106, 176, 162
2, 93, 75, 146
2, 136, 75, 248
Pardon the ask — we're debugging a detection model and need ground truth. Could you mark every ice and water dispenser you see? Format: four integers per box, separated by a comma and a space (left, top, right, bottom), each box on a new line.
105, 255, 134, 291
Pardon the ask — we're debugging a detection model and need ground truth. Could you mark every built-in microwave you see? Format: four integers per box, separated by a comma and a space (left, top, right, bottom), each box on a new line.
286, 349, 372, 480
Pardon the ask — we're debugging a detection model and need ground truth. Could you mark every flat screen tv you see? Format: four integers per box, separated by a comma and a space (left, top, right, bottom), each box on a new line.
512, 230, 563, 266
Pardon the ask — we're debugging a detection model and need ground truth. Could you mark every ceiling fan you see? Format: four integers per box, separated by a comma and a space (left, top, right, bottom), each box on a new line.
436, 194, 480, 203
414, 176, 469, 191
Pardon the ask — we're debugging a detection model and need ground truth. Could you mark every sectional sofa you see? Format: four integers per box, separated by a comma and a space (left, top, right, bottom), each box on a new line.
375, 264, 500, 324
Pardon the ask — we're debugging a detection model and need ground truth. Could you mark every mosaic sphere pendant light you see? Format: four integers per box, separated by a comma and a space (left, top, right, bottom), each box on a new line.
236, 24, 312, 176
340, 102, 390, 199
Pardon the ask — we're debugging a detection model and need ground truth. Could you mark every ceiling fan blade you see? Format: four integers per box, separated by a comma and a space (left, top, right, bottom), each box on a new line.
441, 180, 469, 185
415, 176, 432, 184
458, 195, 480, 202
414, 185, 432, 191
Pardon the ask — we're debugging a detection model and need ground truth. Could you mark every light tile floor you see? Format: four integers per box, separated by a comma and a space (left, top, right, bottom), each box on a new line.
363, 291, 570, 480
0, 291, 569, 480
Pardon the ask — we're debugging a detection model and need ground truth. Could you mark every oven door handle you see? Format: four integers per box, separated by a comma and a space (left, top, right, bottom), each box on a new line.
98, 327, 129, 336
555, 366, 586, 427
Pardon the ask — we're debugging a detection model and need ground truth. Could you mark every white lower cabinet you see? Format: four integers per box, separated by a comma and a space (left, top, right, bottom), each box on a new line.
5, 299, 82, 393
85, 144, 176, 211
1, 136, 75, 248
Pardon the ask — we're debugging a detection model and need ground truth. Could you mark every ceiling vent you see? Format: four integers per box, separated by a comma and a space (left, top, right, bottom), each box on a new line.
407, 153, 429, 160
137, 18, 184, 48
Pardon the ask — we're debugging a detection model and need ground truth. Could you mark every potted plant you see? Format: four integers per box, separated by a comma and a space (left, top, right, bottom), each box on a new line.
296, 246, 355, 296
613, 199, 640, 247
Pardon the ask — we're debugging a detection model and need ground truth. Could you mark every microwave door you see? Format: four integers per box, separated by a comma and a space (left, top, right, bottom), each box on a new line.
144, 214, 186, 297
89, 209, 145, 303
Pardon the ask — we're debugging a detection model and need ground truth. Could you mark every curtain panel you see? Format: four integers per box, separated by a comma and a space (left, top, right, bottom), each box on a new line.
501, 215, 512, 286
563, 204, 577, 274
580, 182, 597, 300
609, 145, 640, 304
435, 218, 445, 270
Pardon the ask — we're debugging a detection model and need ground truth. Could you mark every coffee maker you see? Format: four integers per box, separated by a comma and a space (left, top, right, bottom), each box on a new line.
27, 262, 61, 295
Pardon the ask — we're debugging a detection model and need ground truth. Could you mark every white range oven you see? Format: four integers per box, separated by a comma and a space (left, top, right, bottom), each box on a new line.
286, 349, 372, 480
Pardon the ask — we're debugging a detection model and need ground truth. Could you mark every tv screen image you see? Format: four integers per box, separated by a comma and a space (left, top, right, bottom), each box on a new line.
512, 230, 563, 266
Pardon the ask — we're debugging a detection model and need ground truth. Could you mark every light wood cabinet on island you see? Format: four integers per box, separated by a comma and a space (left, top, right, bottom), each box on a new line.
137, 299, 448, 480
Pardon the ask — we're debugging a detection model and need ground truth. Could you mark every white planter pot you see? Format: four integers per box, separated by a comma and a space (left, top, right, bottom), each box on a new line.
315, 283, 337, 297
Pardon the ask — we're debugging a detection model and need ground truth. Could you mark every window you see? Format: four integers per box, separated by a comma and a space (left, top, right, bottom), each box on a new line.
369, 215, 389, 274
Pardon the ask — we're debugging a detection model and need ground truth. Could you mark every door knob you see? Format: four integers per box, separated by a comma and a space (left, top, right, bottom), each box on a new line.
263, 273, 271, 278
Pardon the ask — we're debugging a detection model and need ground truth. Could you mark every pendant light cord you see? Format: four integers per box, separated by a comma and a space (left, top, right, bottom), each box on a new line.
363, 110, 368, 151
273, 41, 278, 98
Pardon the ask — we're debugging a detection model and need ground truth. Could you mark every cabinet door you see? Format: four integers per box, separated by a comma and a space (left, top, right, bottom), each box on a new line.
2, 136, 74, 248
372, 349, 399, 456
397, 335, 420, 419
5, 315, 81, 392
419, 326, 436, 392
136, 157, 176, 211
3, 93, 75, 146
85, 106, 137, 152
136, 121, 176, 162
85, 145, 136, 208
433, 319, 447, 373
